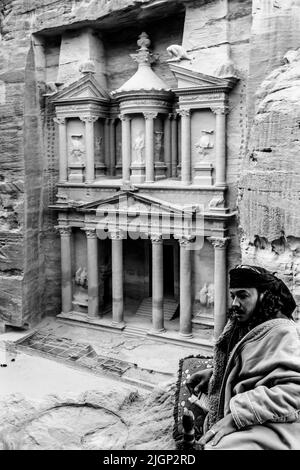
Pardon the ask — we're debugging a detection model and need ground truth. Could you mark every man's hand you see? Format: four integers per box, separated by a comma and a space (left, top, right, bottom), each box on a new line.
199, 414, 237, 447
186, 368, 213, 394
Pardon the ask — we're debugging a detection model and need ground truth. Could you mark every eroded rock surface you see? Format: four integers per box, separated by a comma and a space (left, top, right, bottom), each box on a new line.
0, 387, 176, 450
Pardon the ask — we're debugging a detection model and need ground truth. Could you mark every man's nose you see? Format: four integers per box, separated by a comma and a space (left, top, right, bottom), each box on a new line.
232, 296, 240, 307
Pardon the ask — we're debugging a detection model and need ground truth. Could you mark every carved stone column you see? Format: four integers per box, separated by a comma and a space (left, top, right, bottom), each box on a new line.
208, 236, 230, 339
170, 113, 178, 178
83, 228, 99, 317
179, 109, 191, 184
110, 118, 116, 176
111, 231, 124, 326
211, 106, 229, 187
151, 235, 165, 333
57, 226, 73, 314
164, 115, 172, 178
81, 116, 98, 183
104, 118, 111, 173
144, 112, 157, 182
179, 237, 193, 338
120, 114, 131, 183
54, 117, 68, 183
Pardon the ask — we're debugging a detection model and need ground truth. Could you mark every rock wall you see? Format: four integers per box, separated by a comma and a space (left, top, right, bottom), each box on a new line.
0, 386, 175, 450
238, 0, 300, 318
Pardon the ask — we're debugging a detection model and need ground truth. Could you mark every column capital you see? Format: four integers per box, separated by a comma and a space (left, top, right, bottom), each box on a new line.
211, 105, 230, 115
208, 236, 230, 249
178, 235, 195, 247
110, 230, 125, 240
119, 113, 131, 122
150, 234, 163, 244
143, 112, 158, 120
82, 228, 97, 239
80, 115, 99, 123
53, 117, 66, 125
55, 225, 72, 236
169, 112, 178, 120
178, 109, 190, 118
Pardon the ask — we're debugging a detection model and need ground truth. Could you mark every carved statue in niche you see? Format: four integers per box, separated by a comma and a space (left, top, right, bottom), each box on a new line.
95, 136, 103, 160
116, 141, 122, 164
195, 130, 214, 160
199, 283, 208, 305
207, 283, 214, 308
133, 131, 145, 163
198, 282, 214, 309
154, 131, 164, 162
70, 134, 85, 163
73, 266, 88, 307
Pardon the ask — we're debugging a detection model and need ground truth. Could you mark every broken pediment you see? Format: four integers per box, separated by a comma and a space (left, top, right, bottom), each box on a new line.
51, 73, 111, 104
169, 64, 238, 91
77, 191, 198, 217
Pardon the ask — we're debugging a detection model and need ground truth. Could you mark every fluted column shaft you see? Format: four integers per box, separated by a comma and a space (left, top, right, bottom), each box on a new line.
111, 232, 124, 325
170, 113, 178, 178
209, 237, 230, 339
58, 226, 73, 313
179, 238, 193, 337
84, 229, 99, 317
151, 235, 164, 332
81, 116, 98, 183
110, 118, 116, 176
164, 115, 172, 178
54, 117, 68, 183
144, 112, 157, 182
120, 114, 131, 183
179, 109, 191, 184
212, 106, 228, 186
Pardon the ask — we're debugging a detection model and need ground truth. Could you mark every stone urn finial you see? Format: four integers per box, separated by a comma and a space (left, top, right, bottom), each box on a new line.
131, 32, 155, 66
137, 32, 151, 50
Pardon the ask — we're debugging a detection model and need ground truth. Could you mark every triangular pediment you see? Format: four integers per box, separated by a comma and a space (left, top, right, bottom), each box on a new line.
169, 64, 237, 90
52, 73, 111, 103
78, 191, 198, 216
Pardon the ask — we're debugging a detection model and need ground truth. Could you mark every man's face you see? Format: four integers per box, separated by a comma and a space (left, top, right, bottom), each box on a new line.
229, 287, 260, 323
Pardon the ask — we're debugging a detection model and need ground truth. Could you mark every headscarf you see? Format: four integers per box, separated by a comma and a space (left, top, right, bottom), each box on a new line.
229, 264, 296, 317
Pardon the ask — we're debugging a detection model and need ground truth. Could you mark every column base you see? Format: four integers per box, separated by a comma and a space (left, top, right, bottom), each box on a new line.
179, 331, 193, 339
154, 161, 167, 180
111, 320, 126, 328
95, 162, 107, 178
69, 163, 85, 183
193, 162, 213, 185
130, 162, 146, 184
150, 327, 166, 335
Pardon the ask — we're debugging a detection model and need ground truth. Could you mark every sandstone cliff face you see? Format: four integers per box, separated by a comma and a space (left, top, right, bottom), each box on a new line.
0, 0, 183, 329
238, 0, 300, 318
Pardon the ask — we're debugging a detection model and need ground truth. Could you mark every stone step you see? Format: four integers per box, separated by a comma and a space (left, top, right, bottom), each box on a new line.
124, 325, 148, 338
136, 298, 178, 321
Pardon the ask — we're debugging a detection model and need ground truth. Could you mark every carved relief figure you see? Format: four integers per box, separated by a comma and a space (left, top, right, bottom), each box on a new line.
73, 266, 88, 307
195, 130, 214, 159
95, 136, 103, 160
199, 283, 208, 305
154, 131, 164, 162
198, 282, 214, 308
207, 283, 214, 308
133, 132, 145, 163
116, 141, 122, 164
166, 45, 192, 62
70, 134, 85, 163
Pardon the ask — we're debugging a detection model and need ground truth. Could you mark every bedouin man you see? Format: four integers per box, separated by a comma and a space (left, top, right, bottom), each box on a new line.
187, 265, 300, 450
